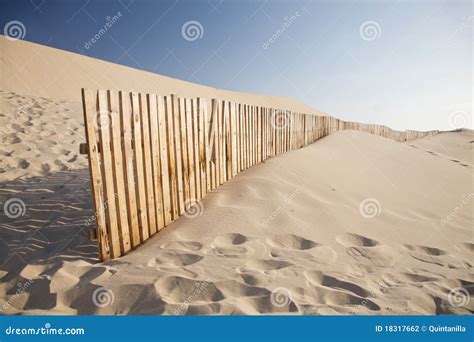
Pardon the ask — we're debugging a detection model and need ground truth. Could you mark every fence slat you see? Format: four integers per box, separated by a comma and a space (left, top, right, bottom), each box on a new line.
119, 91, 140, 248
131, 92, 150, 241
185, 98, 196, 204
97, 90, 122, 256
192, 98, 202, 198
157, 95, 172, 225
231, 102, 238, 177
140, 93, 158, 236
239, 104, 244, 171
165, 95, 179, 220
225, 101, 232, 179
108, 90, 131, 252
148, 93, 165, 230
82, 89, 111, 261
172, 95, 185, 216
179, 98, 190, 209
214, 100, 221, 186
199, 98, 208, 198
204, 99, 212, 193
246, 105, 250, 169
209, 99, 218, 190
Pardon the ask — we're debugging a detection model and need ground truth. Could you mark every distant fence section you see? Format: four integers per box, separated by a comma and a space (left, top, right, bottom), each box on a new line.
81, 89, 438, 261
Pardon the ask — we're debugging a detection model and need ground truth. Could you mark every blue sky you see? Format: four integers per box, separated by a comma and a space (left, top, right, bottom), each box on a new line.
1, 0, 472, 131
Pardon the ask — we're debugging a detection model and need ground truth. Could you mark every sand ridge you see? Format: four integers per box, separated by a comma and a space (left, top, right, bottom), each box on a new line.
1, 98, 472, 314
0, 36, 472, 315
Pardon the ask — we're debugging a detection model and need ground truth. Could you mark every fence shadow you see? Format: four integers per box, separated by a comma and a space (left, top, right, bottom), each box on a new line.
0, 168, 98, 281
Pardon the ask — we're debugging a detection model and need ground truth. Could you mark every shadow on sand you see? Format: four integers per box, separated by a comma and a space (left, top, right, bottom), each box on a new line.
0, 168, 98, 282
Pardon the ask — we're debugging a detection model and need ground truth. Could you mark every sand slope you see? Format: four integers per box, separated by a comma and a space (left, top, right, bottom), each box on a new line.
0, 90, 86, 181
407, 130, 473, 168
0, 35, 324, 115
1, 127, 472, 315
0, 37, 472, 315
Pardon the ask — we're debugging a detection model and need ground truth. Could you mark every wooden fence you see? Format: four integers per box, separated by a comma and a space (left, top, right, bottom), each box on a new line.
81, 88, 438, 261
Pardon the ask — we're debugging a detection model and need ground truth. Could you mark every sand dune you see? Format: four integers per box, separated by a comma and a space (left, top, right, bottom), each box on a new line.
0, 36, 324, 116
0, 37, 472, 315
407, 129, 473, 168
1, 118, 472, 314
0, 90, 86, 181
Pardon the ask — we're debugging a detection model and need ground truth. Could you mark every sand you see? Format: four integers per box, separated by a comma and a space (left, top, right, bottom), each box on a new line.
0, 37, 473, 315
0, 36, 325, 116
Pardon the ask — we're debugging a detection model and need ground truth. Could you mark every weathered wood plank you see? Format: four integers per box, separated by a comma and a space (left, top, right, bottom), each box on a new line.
131, 92, 150, 241
165, 95, 179, 220
199, 98, 207, 198
192, 98, 202, 198
139, 93, 158, 236
218, 101, 225, 184
179, 98, 190, 209
108, 90, 131, 252
171, 95, 185, 215
119, 91, 140, 248
225, 101, 232, 179
231, 102, 238, 177
97, 89, 122, 256
204, 99, 212, 193
148, 93, 165, 230
185, 98, 196, 204
82, 89, 111, 261
157, 95, 172, 225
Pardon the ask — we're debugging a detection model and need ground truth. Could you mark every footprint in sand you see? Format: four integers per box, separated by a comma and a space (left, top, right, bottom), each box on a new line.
244, 259, 293, 271
206, 233, 252, 258
403, 244, 447, 256
460, 243, 474, 254
155, 276, 223, 303
266, 233, 319, 250
238, 272, 269, 287
336, 232, 380, 247
208, 246, 249, 258
304, 270, 371, 298
160, 241, 203, 252
382, 271, 440, 285
403, 244, 471, 269
212, 233, 249, 247
156, 265, 203, 279
147, 252, 203, 267
337, 233, 395, 266
323, 291, 380, 311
